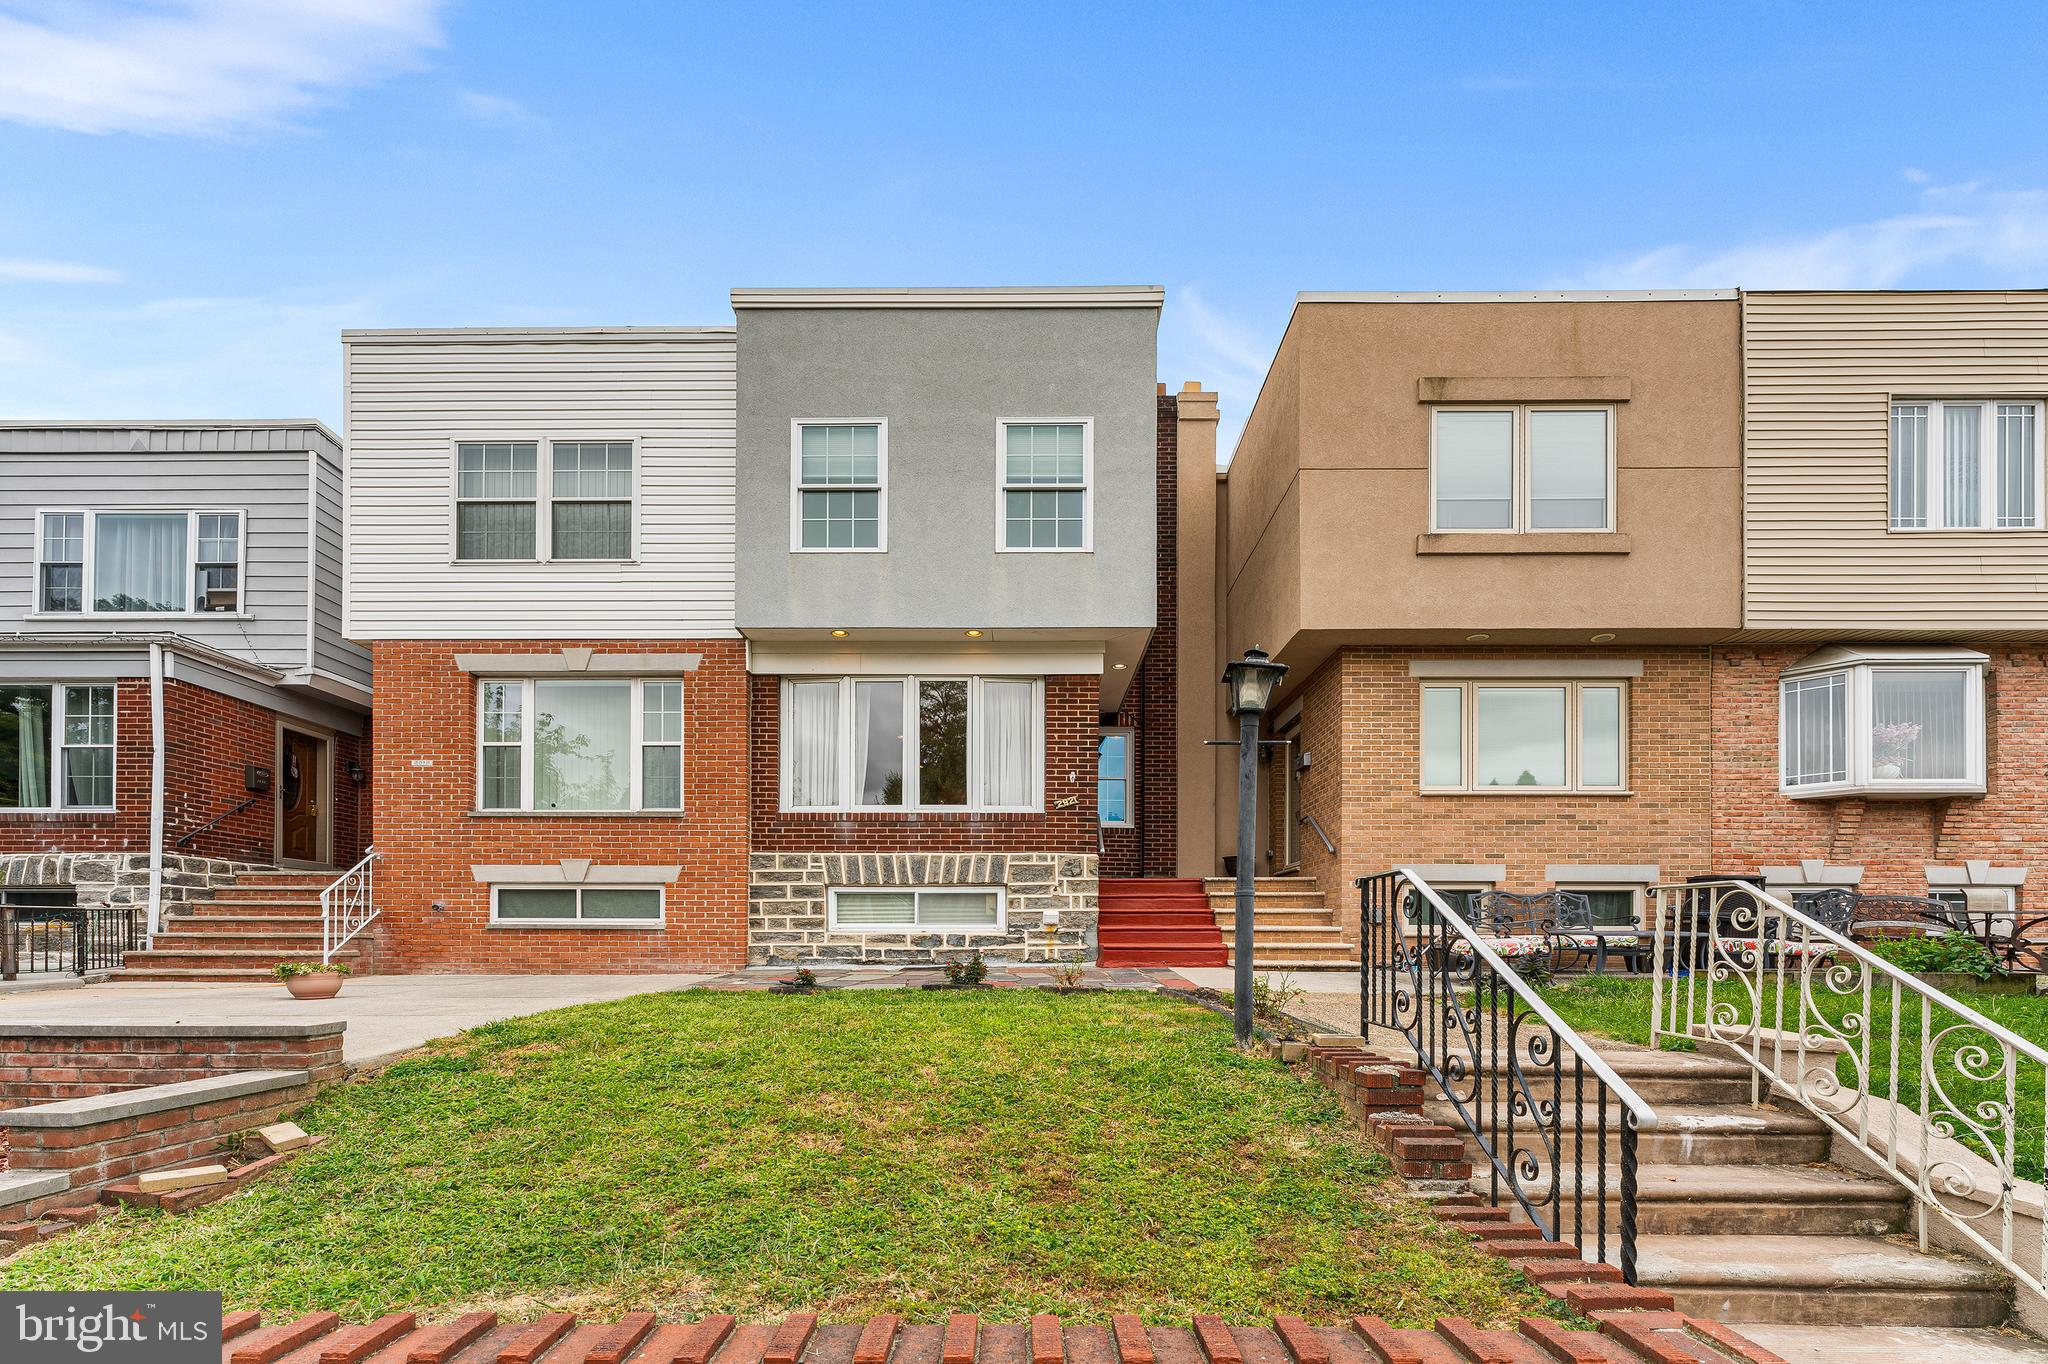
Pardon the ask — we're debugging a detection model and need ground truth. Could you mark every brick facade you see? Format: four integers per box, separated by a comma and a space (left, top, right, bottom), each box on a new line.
0, 1025, 346, 1107
1289, 646, 1716, 939
1103, 390, 1180, 878
0, 678, 370, 868
1710, 643, 2048, 905
368, 639, 751, 973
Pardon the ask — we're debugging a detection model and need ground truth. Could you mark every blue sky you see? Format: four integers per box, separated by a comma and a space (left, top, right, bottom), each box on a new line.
3, 1, 2048, 456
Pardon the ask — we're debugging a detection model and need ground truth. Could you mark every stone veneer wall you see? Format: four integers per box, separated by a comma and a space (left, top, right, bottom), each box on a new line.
0, 852, 261, 914
749, 852, 1098, 964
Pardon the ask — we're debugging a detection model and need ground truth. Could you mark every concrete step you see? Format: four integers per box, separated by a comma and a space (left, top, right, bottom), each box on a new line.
1538, 1163, 1911, 1236
1453, 1047, 1761, 1107
1429, 1098, 1831, 1165
1227, 957, 1361, 971
1218, 923, 1353, 940
1214, 911, 1344, 929
1634, 1232, 2011, 1326
1733, 1324, 2048, 1362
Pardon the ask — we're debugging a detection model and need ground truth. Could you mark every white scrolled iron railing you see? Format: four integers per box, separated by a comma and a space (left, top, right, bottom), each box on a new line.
1650, 878, 2048, 1295
321, 847, 380, 965
1360, 868, 1660, 1283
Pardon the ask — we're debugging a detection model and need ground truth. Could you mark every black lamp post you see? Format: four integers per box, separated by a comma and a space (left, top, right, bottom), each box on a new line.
1222, 646, 1288, 1046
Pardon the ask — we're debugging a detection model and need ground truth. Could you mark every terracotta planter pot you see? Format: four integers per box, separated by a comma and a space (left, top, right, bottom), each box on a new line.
284, 972, 345, 999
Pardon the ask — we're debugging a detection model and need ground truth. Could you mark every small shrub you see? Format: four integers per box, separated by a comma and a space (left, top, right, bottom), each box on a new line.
1222, 973, 1306, 1024
1865, 932, 2002, 982
1054, 964, 1086, 988
792, 966, 818, 989
945, 952, 988, 986
272, 961, 352, 980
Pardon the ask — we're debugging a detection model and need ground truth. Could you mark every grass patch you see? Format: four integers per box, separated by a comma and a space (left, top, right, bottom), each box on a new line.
1, 989, 1552, 1325
1543, 972, 2048, 1180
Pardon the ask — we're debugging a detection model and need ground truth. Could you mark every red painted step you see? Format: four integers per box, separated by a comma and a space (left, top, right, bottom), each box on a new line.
1097, 877, 1226, 968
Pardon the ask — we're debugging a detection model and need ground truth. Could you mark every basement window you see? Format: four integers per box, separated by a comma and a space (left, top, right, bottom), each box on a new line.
829, 887, 1005, 932
491, 885, 663, 926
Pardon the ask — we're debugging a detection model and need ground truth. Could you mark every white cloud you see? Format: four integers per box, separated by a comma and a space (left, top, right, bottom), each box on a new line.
457, 89, 531, 123
1159, 284, 1288, 467
0, 0, 447, 136
0, 256, 120, 283
1565, 185, 2048, 290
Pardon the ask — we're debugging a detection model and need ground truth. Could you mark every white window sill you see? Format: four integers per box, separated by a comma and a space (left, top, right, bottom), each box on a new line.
790, 546, 888, 554
1099, 822, 1135, 830
486, 919, 666, 930
782, 806, 1045, 816
1421, 788, 1634, 798
1886, 526, 2040, 534
470, 808, 685, 818
997, 546, 1094, 555
446, 559, 639, 567
1783, 783, 1986, 800
0, 807, 118, 816
26, 612, 249, 621
1416, 532, 1630, 555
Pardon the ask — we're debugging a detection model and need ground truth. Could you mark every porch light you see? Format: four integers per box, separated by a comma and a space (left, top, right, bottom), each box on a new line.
1223, 647, 1288, 717
964, 629, 984, 638
830, 629, 850, 638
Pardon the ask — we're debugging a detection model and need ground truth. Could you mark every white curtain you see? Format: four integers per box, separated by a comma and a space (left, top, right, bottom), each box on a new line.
5, 687, 49, 808
1945, 404, 1982, 527
978, 680, 1034, 807
533, 681, 630, 810
788, 681, 840, 806
1783, 673, 1847, 785
95, 513, 186, 612
1871, 669, 1968, 780
1890, 404, 1928, 527
1998, 405, 2036, 527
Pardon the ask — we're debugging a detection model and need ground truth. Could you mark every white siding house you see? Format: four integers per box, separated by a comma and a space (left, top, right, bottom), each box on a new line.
343, 328, 739, 639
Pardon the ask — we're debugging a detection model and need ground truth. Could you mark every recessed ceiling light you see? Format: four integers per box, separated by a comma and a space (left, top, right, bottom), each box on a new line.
830, 629, 849, 638
1590, 632, 1616, 644
1112, 662, 1126, 671
1466, 633, 1490, 642
964, 629, 984, 638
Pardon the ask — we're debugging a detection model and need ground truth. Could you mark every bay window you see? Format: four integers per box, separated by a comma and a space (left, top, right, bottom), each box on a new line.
1420, 681, 1627, 793
1779, 648, 1985, 797
1, 684, 115, 811
475, 677, 683, 812
1431, 406, 1614, 533
781, 675, 1041, 812
1891, 400, 2041, 530
35, 510, 242, 614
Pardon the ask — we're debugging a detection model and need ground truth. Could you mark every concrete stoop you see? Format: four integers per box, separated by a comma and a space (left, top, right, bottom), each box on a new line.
205, 1308, 1786, 1364
1202, 877, 1358, 969
1422, 1036, 2032, 1350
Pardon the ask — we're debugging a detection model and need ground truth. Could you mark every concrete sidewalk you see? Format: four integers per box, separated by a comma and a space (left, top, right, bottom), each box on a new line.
0, 974, 710, 1066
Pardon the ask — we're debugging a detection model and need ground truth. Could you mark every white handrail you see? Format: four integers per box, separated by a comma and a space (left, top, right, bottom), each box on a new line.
320, 847, 379, 964
1398, 868, 1661, 1131
1650, 878, 2048, 1295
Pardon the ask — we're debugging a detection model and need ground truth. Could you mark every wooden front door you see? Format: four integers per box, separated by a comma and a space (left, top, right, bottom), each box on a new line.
280, 731, 327, 866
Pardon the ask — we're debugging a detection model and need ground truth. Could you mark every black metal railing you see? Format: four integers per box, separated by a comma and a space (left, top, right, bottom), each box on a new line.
1, 905, 141, 979
1359, 868, 1658, 1284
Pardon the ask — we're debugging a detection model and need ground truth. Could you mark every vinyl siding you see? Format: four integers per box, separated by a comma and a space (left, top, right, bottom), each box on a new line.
345, 332, 738, 639
1743, 291, 2048, 636
309, 446, 371, 689
0, 427, 340, 675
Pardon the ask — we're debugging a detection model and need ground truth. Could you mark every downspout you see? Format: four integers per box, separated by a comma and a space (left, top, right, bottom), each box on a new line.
147, 641, 165, 943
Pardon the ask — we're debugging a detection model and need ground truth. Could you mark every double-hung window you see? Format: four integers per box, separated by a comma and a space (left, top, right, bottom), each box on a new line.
1097, 726, 1134, 828
792, 422, 885, 550
476, 677, 683, 812
1001, 421, 1090, 550
1431, 407, 1614, 533
781, 675, 1040, 812
455, 439, 636, 561
1780, 649, 1985, 797
35, 510, 242, 615
1421, 681, 1627, 793
0, 683, 115, 811
1891, 400, 2041, 530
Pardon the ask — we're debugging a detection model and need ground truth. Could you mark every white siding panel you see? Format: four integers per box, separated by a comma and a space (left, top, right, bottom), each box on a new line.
1743, 292, 2048, 635
345, 334, 738, 639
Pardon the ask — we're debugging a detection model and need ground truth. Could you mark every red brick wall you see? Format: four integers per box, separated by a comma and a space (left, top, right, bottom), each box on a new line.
750, 674, 1099, 853
1710, 644, 2048, 904
1103, 391, 1180, 879
369, 639, 750, 972
0, 1028, 346, 1106
0, 679, 369, 866
1293, 646, 1716, 938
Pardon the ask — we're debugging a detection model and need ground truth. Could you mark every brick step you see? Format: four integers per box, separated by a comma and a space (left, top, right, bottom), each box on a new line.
1636, 1232, 2011, 1326
150, 933, 330, 954
201, 891, 327, 907
121, 948, 356, 971
164, 913, 326, 930
189, 1310, 1779, 1364
110, 967, 285, 983
1098, 900, 1221, 919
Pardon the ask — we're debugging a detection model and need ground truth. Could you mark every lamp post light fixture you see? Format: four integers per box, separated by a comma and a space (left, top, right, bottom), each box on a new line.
1222, 646, 1288, 1046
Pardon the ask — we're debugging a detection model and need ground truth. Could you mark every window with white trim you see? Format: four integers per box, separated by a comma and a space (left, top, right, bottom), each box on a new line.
781, 675, 1040, 812
1555, 885, 1642, 928
491, 885, 663, 925
1097, 726, 1134, 828
1420, 681, 1627, 793
1780, 653, 1985, 798
455, 440, 636, 561
1001, 422, 1090, 550
793, 422, 885, 550
475, 678, 683, 812
829, 886, 1005, 932
1431, 407, 1614, 533
0, 684, 115, 811
35, 510, 242, 614
1891, 400, 2041, 530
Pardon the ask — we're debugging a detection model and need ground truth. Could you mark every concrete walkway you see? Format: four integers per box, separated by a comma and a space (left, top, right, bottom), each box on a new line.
0, 974, 710, 1065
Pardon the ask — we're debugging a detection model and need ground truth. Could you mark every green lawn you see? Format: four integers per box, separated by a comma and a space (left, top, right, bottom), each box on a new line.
1, 989, 1553, 1326
1542, 972, 2048, 1181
